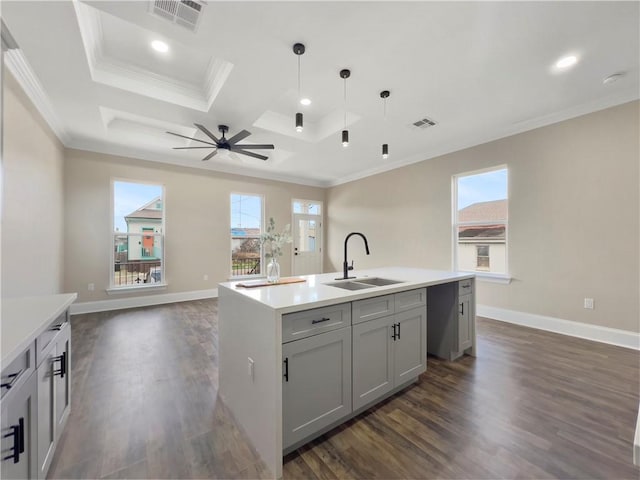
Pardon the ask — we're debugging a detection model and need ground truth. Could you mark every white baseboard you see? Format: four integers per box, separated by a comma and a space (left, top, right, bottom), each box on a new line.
477, 304, 640, 351
70, 289, 218, 315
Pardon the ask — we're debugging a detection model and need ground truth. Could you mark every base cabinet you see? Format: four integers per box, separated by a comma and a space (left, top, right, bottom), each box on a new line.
36, 343, 56, 479
1, 372, 38, 480
54, 324, 71, 438
427, 281, 474, 360
353, 306, 426, 411
282, 327, 352, 449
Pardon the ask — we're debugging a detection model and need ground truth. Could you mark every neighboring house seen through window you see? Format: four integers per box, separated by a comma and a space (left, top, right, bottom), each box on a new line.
112, 181, 164, 288
453, 167, 508, 276
230, 193, 263, 277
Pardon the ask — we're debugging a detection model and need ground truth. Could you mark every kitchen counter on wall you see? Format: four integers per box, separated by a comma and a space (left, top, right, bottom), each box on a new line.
218, 267, 475, 479
1, 293, 77, 366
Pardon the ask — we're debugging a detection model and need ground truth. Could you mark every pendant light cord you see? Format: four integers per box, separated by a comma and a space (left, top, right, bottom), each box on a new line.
297, 55, 301, 99
343, 77, 347, 127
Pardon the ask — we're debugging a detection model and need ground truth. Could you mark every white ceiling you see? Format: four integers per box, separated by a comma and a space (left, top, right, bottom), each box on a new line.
3, 1, 639, 187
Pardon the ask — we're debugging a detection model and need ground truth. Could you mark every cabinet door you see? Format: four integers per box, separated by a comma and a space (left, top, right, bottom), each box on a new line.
393, 307, 427, 385
352, 316, 394, 411
37, 345, 56, 479
457, 294, 473, 352
282, 327, 351, 449
54, 324, 71, 437
1, 372, 37, 480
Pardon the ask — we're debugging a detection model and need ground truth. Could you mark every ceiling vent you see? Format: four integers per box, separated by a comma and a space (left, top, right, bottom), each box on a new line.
150, 0, 206, 32
411, 117, 437, 129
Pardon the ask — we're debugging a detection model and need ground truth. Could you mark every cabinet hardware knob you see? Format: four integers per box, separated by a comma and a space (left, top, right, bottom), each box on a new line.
1, 371, 23, 391
311, 317, 331, 325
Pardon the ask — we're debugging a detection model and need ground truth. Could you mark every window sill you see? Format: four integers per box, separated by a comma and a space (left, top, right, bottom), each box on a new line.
106, 283, 168, 295
473, 272, 511, 284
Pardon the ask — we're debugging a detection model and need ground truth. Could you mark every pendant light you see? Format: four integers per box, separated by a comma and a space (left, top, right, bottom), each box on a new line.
340, 69, 351, 147
380, 90, 390, 159
293, 43, 305, 132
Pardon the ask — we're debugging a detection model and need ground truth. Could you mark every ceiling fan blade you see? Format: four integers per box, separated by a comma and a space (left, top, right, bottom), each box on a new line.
194, 123, 220, 143
202, 150, 218, 161
172, 146, 216, 149
234, 149, 268, 161
226, 130, 251, 145
167, 131, 217, 146
232, 144, 275, 150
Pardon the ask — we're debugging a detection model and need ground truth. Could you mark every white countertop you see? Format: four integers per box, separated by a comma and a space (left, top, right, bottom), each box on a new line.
1, 293, 77, 366
219, 267, 474, 314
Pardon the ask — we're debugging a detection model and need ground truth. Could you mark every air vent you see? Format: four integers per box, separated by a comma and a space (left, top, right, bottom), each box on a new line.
151, 0, 205, 32
411, 117, 437, 129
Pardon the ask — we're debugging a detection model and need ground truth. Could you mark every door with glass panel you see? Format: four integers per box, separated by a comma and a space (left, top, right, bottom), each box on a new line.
292, 200, 322, 275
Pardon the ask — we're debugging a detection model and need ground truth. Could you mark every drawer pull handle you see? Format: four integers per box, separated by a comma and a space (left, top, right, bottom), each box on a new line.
391, 323, 397, 341
283, 358, 289, 382
460, 303, 464, 315
54, 352, 67, 378
3, 417, 23, 464
462, 285, 470, 289
1, 370, 23, 391
397, 322, 401, 340
50, 323, 65, 331
311, 317, 331, 325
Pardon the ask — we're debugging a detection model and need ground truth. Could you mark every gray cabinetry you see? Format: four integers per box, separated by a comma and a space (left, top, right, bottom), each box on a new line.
54, 323, 71, 437
282, 327, 352, 449
352, 289, 426, 411
427, 280, 474, 360
352, 316, 394, 410
1, 370, 37, 480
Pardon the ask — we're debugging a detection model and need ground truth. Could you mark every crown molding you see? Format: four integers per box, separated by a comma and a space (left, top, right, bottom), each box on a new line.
4, 49, 70, 146
328, 92, 640, 187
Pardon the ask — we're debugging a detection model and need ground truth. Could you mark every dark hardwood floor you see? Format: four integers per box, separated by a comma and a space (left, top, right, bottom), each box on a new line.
49, 299, 640, 479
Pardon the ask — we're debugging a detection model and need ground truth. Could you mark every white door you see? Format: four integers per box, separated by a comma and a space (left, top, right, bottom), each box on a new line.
292, 214, 322, 275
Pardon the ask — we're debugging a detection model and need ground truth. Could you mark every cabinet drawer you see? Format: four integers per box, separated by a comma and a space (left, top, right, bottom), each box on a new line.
1, 344, 34, 400
458, 279, 473, 296
282, 303, 351, 343
395, 288, 426, 313
352, 295, 395, 325
36, 312, 67, 367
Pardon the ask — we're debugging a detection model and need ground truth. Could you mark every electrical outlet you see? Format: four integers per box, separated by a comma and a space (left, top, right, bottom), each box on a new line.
203, 274, 209, 281
88, 283, 95, 291
584, 298, 594, 309
247, 357, 254, 380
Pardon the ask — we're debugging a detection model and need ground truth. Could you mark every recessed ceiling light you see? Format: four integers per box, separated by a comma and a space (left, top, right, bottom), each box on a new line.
151, 40, 169, 53
300, 98, 311, 106
555, 55, 578, 69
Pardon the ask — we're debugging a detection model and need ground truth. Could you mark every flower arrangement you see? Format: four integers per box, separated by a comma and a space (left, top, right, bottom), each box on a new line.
260, 217, 292, 259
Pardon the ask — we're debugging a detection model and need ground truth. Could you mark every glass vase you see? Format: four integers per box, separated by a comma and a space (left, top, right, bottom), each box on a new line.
266, 257, 280, 283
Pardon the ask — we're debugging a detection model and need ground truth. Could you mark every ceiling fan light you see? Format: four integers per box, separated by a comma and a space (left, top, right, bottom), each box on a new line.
382, 143, 389, 159
342, 130, 349, 147
295, 112, 303, 132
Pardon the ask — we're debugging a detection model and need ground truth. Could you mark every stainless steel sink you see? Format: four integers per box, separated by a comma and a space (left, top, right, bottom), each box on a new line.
324, 281, 375, 291
354, 277, 403, 286
324, 277, 404, 290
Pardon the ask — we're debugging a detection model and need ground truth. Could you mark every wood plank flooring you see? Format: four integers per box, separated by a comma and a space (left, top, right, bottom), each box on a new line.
48, 299, 639, 479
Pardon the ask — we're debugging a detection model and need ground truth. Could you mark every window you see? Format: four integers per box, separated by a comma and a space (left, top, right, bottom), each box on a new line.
453, 167, 508, 276
230, 194, 263, 277
112, 181, 164, 288
293, 200, 322, 216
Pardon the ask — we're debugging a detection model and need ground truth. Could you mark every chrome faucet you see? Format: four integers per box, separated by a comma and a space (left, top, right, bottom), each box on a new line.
337, 232, 370, 280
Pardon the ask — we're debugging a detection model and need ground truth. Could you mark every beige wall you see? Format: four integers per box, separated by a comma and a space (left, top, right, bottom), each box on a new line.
64, 149, 324, 303
1, 67, 65, 297
326, 101, 640, 333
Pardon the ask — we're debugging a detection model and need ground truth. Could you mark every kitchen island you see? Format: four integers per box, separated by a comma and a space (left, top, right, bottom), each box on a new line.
218, 267, 475, 479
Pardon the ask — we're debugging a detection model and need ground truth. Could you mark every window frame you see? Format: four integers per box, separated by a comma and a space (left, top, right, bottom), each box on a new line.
108, 178, 167, 293
230, 192, 265, 280
452, 165, 510, 283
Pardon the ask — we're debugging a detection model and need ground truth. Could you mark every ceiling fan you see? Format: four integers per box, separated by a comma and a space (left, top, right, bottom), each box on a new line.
167, 124, 274, 161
